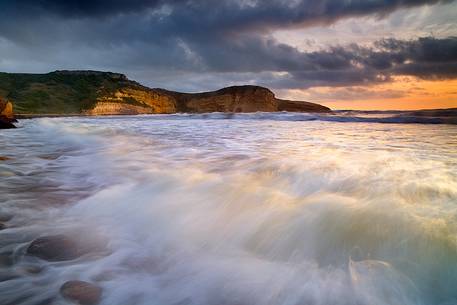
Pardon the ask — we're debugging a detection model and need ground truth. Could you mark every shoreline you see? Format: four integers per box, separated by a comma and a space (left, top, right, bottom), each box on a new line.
13, 107, 457, 119
14, 114, 88, 119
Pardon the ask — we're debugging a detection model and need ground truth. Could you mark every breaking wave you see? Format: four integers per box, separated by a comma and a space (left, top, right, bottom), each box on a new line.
129, 108, 457, 125
0, 115, 456, 305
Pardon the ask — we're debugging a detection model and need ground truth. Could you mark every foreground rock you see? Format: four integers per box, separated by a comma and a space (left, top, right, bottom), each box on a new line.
0, 118, 15, 129
60, 280, 102, 305
27, 235, 96, 261
0, 98, 16, 129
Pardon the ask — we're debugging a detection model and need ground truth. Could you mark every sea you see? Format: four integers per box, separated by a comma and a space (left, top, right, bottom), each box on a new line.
1, 110, 457, 305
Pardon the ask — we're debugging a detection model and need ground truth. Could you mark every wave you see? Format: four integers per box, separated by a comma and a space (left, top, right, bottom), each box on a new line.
1, 116, 456, 305
121, 108, 457, 125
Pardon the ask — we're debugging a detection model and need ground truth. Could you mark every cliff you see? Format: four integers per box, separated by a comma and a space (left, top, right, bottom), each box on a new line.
156, 85, 278, 113
0, 70, 330, 115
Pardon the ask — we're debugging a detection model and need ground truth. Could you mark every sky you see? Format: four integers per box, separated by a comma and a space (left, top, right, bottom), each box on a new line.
0, 0, 456, 110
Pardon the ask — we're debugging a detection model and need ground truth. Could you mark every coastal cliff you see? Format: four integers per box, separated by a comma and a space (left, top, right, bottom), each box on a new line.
156, 85, 278, 113
0, 70, 330, 115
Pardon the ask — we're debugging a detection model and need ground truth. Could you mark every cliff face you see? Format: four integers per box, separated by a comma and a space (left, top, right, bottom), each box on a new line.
88, 88, 177, 114
0, 70, 330, 115
83, 102, 157, 115
156, 86, 331, 113
160, 86, 277, 113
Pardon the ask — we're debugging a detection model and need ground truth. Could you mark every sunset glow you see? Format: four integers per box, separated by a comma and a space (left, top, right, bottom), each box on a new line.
280, 77, 457, 110
1, 0, 456, 110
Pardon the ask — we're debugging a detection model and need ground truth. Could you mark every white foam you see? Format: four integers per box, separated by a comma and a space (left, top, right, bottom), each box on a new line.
0, 115, 456, 305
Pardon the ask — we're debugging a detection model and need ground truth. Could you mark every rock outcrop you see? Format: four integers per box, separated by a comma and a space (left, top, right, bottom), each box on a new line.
0, 70, 331, 115
277, 98, 330, 112
26, 234, 104, 261
0, 119, 15, 129
0, 99, 13, 118
0, 98, 16, 129
60, 281, 102, 305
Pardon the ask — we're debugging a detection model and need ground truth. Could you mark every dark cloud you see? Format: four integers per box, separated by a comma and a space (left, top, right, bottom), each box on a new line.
176, 36, 457, 88
0, 0, 173, 18
263, 37, 457, 89
1, 0, 453, 26
0, 0, 456, 92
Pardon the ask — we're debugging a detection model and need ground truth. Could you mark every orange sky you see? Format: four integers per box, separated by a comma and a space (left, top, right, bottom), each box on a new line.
279, 77, 457, 110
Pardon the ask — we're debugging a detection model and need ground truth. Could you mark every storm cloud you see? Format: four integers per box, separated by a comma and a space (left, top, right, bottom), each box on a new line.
0, 0, 456, 92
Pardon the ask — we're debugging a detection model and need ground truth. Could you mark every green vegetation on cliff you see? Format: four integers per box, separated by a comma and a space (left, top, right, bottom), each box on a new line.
0, 71, 149, 114
0, 70, 330, 114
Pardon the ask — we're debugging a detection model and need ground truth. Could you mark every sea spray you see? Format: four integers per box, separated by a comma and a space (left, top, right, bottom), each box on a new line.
0, 113, 456, 305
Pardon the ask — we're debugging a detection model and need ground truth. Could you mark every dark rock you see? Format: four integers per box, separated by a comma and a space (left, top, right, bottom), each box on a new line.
0, 117, 16, 129
19, 264, 44, 274
0, 214, 13, 222
60, 280, 102, 305
0, 253, 13, 267
0, 223, 5, 230
26, 235, 93, 261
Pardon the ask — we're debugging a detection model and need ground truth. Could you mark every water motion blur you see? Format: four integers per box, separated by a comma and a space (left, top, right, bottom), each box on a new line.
1, 112, 456, 305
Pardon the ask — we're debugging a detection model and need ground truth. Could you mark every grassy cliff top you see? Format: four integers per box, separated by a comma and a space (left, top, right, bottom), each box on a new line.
0, 71, 144, 114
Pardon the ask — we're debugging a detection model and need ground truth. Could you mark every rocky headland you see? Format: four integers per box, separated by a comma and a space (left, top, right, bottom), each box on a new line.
0, 70, 330, 117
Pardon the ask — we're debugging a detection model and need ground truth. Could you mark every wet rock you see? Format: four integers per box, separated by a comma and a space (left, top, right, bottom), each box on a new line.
0, 117, 16, 129
0, 253, 13, 267
60, 280, 102, 305
26, 235, 92, 261
0, 223, 5, 230
0, 214, 13, 222
92, 270, 116, 282
19, 264, 45, 275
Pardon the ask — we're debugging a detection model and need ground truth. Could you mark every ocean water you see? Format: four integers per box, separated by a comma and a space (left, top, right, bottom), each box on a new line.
0, 111, 457, 305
